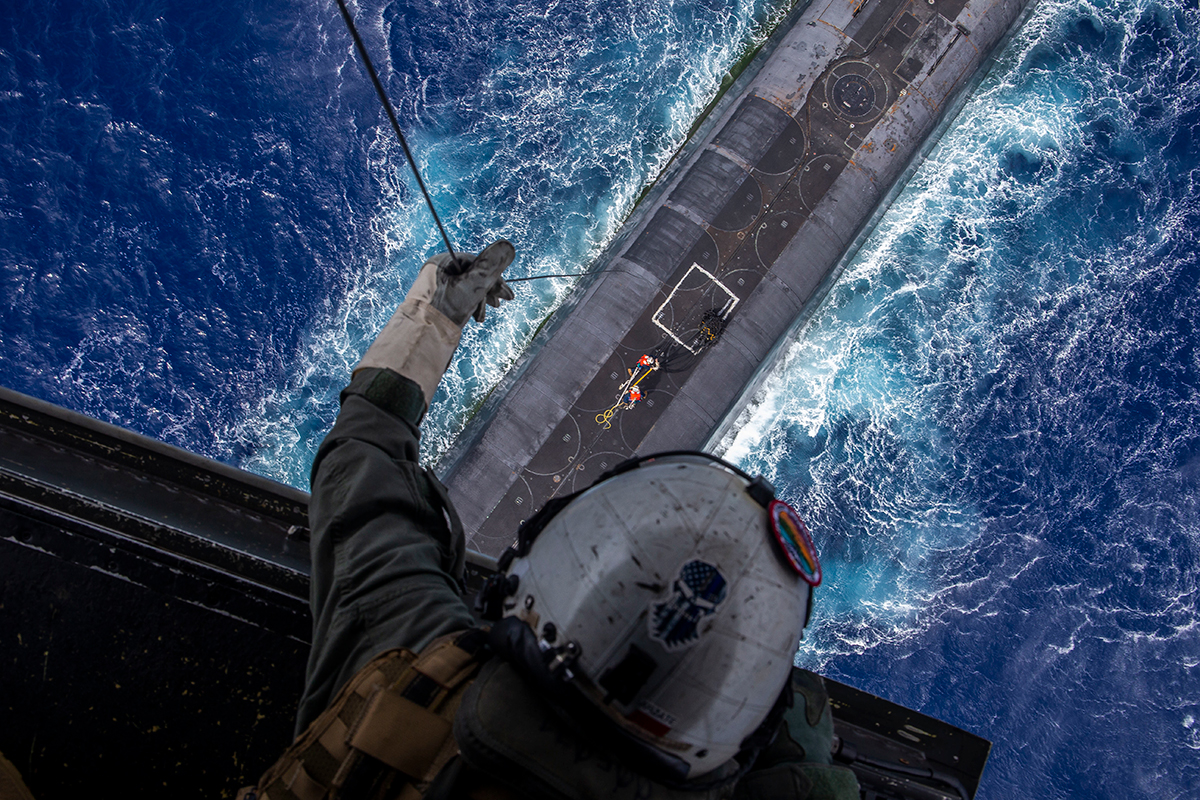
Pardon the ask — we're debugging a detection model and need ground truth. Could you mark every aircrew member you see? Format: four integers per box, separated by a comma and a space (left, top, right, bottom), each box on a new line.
243, 243, 859, 800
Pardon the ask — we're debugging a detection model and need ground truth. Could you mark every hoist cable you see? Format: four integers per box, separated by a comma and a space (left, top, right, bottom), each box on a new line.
336, 0, 459, 266
506, 273, 586, 282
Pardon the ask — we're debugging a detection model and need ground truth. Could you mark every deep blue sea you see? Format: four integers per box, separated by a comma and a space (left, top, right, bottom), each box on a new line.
1, 0, 1197, 796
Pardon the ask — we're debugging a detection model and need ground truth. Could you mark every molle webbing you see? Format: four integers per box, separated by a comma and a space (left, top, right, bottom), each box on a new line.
247, 629, 489, 800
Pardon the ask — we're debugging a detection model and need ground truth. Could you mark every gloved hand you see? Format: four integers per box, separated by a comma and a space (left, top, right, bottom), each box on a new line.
355, 240, 516, 411
410, 241, 516, 325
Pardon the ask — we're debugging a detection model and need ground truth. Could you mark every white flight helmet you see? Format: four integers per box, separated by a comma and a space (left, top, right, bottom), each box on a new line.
478, 452, 822, 785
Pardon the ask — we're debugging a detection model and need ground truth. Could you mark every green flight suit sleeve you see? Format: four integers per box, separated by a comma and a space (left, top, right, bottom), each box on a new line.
294, 368, 476, 734
734, 669, 860, 800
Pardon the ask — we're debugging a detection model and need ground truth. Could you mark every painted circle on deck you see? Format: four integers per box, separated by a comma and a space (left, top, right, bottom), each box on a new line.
768, 500, 822, 586
824, 61, 890, 124
832, 74, 876, 117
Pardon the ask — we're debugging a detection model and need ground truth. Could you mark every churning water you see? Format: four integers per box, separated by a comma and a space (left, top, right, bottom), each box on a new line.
1, 0, 1197, 795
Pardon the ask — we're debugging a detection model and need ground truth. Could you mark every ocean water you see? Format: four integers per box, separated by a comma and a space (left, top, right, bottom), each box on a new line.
1, 0, 1197, 796
720, 0, 1200, 794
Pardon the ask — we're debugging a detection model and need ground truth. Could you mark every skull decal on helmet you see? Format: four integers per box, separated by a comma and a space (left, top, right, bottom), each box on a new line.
651, 560, 728, 650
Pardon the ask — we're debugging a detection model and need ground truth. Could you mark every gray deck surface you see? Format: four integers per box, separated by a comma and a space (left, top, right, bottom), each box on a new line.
441, 0, 1030, 557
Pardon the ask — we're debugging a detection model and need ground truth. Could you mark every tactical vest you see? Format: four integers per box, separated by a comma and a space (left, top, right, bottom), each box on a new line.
241, 629, 489, 800
239, 629, 737, 800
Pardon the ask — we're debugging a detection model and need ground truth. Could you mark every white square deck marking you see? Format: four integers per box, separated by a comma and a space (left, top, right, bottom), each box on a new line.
652, 263, 739, 354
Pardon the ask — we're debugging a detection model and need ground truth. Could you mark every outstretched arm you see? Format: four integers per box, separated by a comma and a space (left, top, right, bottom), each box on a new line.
295, 242, 515, 733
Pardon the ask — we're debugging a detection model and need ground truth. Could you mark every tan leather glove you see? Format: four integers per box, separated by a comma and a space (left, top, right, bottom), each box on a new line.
356, 240, 515, 408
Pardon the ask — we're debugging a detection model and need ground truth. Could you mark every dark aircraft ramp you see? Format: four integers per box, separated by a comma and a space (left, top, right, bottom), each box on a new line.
0, 387, 989, 799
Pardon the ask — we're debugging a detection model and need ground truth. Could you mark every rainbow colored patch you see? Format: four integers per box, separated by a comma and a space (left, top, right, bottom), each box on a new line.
768, 500, 822, 586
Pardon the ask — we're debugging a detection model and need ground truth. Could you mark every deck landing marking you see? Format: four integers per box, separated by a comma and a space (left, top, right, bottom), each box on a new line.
652, 264, 740, 354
